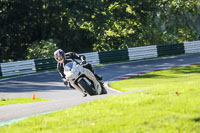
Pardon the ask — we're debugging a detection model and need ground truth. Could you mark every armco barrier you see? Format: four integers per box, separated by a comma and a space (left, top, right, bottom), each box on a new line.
0, 60, 36, 77
34, 52, 99, 72
0, 40, 200, 77
157, 43, 185, 57
81, 52, 100, 65
128, 45, 157, 60
34, 58, 57, 71
0, 64, 2, 77
99, 49, 129, 64
184, 40, 200, 54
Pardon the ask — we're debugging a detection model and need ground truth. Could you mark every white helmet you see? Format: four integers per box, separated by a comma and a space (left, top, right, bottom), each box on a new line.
54, 49, 65, 64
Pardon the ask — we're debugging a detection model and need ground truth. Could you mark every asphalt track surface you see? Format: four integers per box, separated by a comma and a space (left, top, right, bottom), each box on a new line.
0, 53, 200, 123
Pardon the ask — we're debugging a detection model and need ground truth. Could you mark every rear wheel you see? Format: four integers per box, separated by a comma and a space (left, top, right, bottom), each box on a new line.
78, 79, 97, 96
100, 83, 107, 94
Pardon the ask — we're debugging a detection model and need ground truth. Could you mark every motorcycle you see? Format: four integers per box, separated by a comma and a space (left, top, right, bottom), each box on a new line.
64, 61, 107, 96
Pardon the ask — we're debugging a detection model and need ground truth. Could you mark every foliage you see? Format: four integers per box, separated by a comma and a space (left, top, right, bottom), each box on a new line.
0, 0, 199, 62
26, 39, 58, 59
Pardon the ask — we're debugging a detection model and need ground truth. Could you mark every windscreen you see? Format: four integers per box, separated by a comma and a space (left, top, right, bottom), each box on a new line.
64, 62, 73, 71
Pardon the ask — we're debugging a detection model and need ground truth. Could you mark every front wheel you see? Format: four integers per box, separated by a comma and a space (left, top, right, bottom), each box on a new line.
78, 79, 97, 96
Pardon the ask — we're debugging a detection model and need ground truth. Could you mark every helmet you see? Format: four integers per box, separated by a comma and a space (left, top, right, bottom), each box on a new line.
54, 49, 65, 64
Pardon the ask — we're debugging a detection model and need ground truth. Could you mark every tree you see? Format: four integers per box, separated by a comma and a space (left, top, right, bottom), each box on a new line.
26, 39, 58, 59
0, 0, 199, 62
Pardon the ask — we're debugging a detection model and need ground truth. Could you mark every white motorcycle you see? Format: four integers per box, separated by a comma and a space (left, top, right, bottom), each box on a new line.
64, 61, 107, 96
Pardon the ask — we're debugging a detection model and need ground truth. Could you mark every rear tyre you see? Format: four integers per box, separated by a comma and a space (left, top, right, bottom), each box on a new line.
101, 86, 107, 94
100, 82, 107, 94
78, 79, 97, 96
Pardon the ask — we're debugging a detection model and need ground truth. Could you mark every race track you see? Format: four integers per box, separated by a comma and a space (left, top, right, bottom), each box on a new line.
0, 53, 200, 123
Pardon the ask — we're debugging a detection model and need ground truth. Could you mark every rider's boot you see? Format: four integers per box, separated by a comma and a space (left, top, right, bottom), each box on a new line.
94, 73, 102, 81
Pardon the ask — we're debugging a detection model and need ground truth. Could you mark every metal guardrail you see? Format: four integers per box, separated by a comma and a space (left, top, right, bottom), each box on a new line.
157, 43, 185, 57
34, 52, 100, 72
34, 58, 57, 71
98, 49, 129, 63
81, 52, 100, 65
184, 40, 200, 54
0, 60, 36, 77
0, 65, 2, 77
0, 40, 200, 77
128, 45, 157, 60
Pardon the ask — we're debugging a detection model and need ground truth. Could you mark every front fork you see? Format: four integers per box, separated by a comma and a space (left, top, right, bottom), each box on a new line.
70, 80, 87, 95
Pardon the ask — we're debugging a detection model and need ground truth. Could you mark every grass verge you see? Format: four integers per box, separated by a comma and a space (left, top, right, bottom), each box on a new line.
110, 64, 200, 92
0, 65, 200, 133
0, 98, 50, 106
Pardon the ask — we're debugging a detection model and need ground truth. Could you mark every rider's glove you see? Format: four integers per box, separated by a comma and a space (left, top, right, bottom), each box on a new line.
62, 78, 70, 87
80, 60, 86, 65
62, 78, 67, 82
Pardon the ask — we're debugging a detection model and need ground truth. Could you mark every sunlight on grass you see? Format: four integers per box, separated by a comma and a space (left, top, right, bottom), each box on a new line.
1, 65, 200, 133
0, 98, 50, 106
110, 65, 200, 92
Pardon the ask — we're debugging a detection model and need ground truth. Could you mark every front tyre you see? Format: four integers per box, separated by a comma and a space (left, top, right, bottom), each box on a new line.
78, 79, 97, 96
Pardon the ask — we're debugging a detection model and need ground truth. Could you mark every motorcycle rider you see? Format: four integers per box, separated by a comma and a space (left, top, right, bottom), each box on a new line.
54, 49, 102, 97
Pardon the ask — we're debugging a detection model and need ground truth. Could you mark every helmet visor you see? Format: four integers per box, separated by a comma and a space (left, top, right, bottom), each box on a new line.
54, 55, 64, 63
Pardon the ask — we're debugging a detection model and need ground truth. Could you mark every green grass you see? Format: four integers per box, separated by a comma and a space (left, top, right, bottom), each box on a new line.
110, 65, 200, 92
0, 98, 50, 106
1, 65, 200, 133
